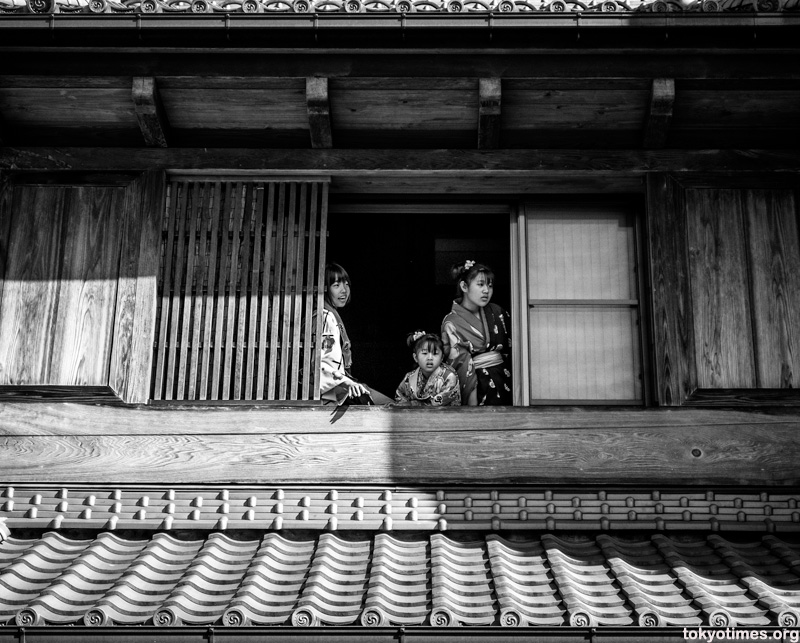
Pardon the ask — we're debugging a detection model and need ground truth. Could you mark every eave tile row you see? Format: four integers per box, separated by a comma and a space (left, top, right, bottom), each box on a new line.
2, 487, 798, 533
1, 531, 800, 628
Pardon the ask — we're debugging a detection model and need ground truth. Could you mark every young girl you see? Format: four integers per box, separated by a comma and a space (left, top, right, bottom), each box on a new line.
441, 260, 512, 406
395, 331, 461, 407
319, 262, 391, 405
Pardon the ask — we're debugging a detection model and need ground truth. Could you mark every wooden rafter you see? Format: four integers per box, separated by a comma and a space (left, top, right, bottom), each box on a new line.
132, 77, 170, 148
478, 78, 502, 150
306, 77, 333, 149
643, 78, 675, 150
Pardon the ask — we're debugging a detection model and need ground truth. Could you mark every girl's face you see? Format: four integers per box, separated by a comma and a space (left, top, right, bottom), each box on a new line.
460, 272, 493, 310
327, 278, 350, 308
414, 343, 443, 378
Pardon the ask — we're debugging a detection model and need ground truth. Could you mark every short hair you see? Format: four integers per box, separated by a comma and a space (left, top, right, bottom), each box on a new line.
324, 262, 351, 306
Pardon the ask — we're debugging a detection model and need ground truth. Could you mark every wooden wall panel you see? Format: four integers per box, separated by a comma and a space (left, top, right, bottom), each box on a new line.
0, 172, 12, 317
110, 171, 166, 404
646, 174, 696, 405
50, 186, 126, 386
686, 188, 756, 389
744, 190, 800, 389
0, 186, 67, 385
0, 405, 798, 486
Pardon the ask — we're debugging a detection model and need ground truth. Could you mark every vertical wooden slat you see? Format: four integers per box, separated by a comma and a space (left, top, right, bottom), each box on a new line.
686, 188, 756, 389
164, 183, 189, 400
222, 183, 244, 401
646, 173, 697, 406
153, 182, 180, 400
186, 183, 208, 400
0, 172, 13, 324
289, 183, 308, 400
198, 182, 222, 401
256, 183, 276, 398
267, 183, 288, 400
312, 182, 329, 400
301, 182, 319, 401
233, 185, 254, 400
174, 183, 200, 400
744, 189, 800, 388
278, 183, 298, 400
0, 186, 66, 386
246, 184, 266, 400
211, 182, 234, 401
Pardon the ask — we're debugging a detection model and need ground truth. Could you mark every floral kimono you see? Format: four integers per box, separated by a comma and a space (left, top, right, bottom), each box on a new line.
441, 301, 512, 405
395, 364, 462, 407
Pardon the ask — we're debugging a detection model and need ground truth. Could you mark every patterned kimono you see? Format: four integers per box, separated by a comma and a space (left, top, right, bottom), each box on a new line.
441, 301, 512, 405
395, 364, 462, 407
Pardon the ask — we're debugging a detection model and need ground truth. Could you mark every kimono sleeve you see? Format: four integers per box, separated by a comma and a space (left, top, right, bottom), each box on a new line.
431, 367, 462, 407
395, 372, 415, 405
441, 318, 477, 400
319, 310, 345, 395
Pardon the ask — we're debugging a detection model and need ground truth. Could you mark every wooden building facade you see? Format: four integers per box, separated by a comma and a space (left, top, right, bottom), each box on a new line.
0, 3, 799, 640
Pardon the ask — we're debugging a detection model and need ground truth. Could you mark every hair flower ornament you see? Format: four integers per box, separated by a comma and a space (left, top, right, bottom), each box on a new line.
412, 331, 425, 341
464, 260, 475, 270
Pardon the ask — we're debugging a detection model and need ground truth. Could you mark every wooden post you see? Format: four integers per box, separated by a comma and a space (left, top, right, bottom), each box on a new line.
643, 78, 675, 150
132, 77, 170, 148
306, 77, 333, 149
478, 78, 502, 150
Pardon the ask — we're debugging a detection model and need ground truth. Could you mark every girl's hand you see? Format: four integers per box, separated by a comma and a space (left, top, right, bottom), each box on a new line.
347, 381, 369, 399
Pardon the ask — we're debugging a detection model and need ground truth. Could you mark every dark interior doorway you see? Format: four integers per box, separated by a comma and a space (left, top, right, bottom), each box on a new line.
327, 206, 511, 398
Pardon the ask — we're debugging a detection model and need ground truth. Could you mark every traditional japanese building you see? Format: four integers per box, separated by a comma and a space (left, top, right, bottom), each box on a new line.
0, 0, 799, 640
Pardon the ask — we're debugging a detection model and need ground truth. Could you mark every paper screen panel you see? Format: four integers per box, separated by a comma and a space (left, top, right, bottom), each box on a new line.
528, 306, 642, 401
526, 212, 636, 301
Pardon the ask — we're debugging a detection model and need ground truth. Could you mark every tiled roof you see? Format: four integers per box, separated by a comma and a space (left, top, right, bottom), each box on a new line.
2, 486, 798, 533
2, 530, 800, 628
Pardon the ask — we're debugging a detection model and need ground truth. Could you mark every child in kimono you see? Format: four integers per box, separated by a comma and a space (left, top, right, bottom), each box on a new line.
395, 331, 461, 407
441, 260, 512, 406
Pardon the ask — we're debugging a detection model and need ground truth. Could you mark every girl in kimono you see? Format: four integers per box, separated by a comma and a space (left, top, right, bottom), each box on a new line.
395, 331, 461, 407
441, 260, 512, 406
319, 263, 392, 405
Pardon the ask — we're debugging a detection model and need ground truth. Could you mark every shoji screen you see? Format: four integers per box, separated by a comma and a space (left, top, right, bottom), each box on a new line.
152, 179, 328, 401
522, 205, 643, 403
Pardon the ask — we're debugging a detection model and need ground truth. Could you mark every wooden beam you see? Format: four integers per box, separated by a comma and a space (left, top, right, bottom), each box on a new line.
131, 77, 170, 148
643, 78, 675, 150
478, 78, 501, 150
0, 405, 798, 485
306, 77, 332, 149
3, 148, 800, 175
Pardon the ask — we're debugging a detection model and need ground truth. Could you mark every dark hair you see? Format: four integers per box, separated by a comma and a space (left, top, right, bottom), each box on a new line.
324, 262, 351, 306
406, 330, 444, 354
450, 260, 495, 297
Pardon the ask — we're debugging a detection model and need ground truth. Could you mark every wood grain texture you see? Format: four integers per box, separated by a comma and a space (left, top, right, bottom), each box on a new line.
744, 190, 800, 389
645, 174, 696, 406
0, 186, 67, 385
51, 186, 125, 386
686, 188, 756, 389
478, 78, 501, 150
306, 77, 332, 150
131, 77, 170, 148
0, 172, 12, 319
0, 416, 798, 485
643, 78, 674, 150
3, 148, 800, 175
1, 403, 796, 436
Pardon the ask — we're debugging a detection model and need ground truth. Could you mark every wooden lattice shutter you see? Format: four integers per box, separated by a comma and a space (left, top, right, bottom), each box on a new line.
152, 179, 328, 401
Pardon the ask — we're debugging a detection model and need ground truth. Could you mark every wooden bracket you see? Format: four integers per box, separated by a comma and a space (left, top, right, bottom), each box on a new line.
132, 77, 170, 148
306, 77, 333, 149
478, 78, 502, 150
643, 78, 675, 150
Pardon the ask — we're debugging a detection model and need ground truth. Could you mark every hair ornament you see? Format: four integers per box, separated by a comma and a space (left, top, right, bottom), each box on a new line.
412, 330, 425, 341
464, 260, 475, 270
